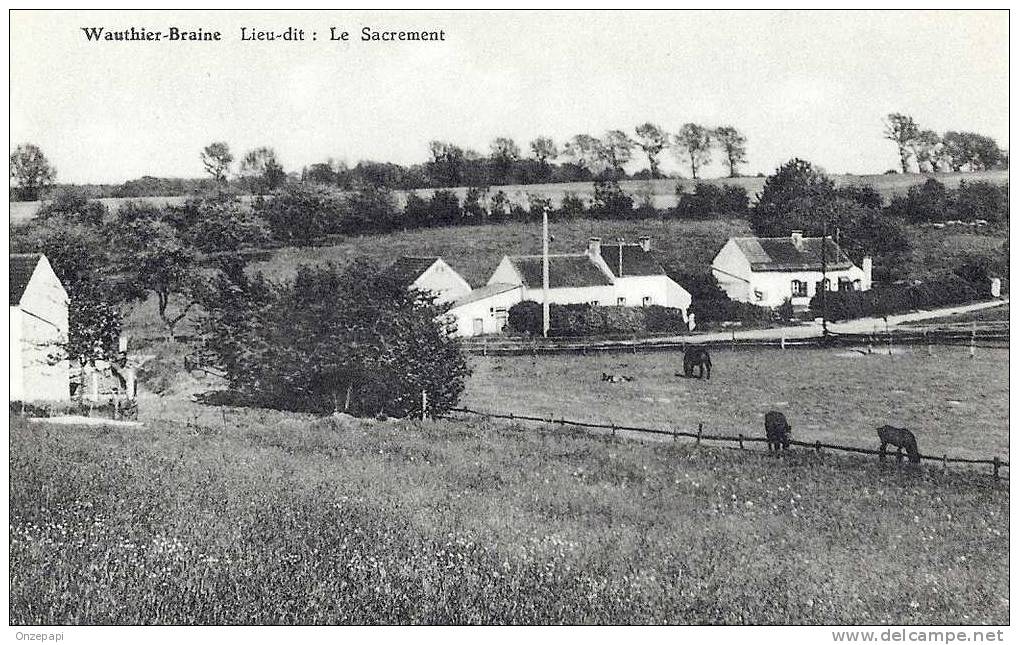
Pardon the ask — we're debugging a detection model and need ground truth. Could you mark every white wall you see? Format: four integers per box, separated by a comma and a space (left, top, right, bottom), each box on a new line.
13, 257, 70, 401
613, 275, 691, 314
446, 287, 524, 337
711, 240, 754, 303
740, 266, 868, 308
521, 284, 616, 306
412, 259, 472, 305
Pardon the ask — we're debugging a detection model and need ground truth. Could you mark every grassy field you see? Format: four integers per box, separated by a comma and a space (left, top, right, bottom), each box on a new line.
462, 346, 1009, 463
10, 400, 1008, 625
9, 170, 1008, 220
901, 304, 1010, 326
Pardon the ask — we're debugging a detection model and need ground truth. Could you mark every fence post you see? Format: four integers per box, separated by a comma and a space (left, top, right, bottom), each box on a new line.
993, 456, 1001, 479
942, 454, 948, 471
926, 328, 932, 357
780, 336, 786, 350
815, 440, 822, 453
970, 323, 976, 358
732, 330, 737, 352
738, 433, 744, 450
483, 338, 488, 356
421, 391, 428, 420
696, 423, 703, 446
611, 422, 616, 437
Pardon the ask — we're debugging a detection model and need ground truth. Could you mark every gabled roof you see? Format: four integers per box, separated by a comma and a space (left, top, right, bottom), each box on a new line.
599, 244, 665, 277
450, 282, 520, 308
384, 256, 440, 288
507, 254, 613, 289
730, 237, 854, 272
10, 253, 42, 306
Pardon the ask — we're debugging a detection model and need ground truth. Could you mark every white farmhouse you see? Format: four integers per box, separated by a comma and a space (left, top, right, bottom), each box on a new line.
383, 256, 472, 305
10, 254, 70, 401
711, 231, 872, 309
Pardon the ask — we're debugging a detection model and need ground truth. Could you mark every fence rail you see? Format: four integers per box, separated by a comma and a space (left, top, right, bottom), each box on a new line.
444, 406, 1008, 479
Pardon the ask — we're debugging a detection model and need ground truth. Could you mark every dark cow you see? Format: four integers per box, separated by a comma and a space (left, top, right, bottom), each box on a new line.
877, 425, 920, 464
683, 346, 712, 380
764, 411, 792, 451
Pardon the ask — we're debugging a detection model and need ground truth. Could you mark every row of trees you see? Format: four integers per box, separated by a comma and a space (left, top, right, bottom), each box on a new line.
883, 113, 1006, 174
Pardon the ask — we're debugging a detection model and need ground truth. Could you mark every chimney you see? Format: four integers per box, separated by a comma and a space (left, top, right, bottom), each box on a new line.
862, 256, 873, 290
639, 235, 652, 252
587, 237, 601, 257
790, 230, 804, 248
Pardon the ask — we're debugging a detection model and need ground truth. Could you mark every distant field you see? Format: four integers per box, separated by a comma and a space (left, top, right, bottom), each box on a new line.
9, 399, 1008, 624
462, 345, 1009, 463
9, 170, 1008, 221
901, 303, 1009, 326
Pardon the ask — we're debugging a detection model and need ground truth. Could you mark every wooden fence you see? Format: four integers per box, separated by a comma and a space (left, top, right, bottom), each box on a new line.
461, 325, 1008, 356
442, 406, 1009, 479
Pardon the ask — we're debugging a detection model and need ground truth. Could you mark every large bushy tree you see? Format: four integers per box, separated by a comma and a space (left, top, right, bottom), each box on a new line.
713, 126, 748, 178
10, 143, 56, 201
199, 260, 470, 417
673, 124, 713, 179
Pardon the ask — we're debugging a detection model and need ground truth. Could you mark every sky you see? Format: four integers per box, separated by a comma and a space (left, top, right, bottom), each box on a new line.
9, 9, 1010, 184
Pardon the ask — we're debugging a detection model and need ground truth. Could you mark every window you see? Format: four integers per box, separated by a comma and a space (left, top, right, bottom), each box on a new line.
791, 280, 807, 297
642, 296, 653, 306
815, 278, 831, 293
753, 290, 764, 302
853, 279, 862, 291
589, 300, 599, 306
838, 277, 853, 291
617, 297, 626, 306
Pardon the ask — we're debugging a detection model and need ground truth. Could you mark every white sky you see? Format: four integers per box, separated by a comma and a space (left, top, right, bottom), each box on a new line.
9, 9, 1009, 184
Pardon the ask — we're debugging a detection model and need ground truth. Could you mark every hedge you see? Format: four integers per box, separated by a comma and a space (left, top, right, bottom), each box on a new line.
810, 273, 983, 321
507, 301, 687, 337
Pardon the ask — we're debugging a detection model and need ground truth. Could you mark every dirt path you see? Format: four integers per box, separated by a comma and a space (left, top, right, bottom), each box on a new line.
681, 299, 1008, 344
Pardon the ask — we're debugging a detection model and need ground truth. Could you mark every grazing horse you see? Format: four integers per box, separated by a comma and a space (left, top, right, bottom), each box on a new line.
877, 425, 920, 464
764, 411, 792, 451
601, 372, 633, 383
683, 346, 712, 380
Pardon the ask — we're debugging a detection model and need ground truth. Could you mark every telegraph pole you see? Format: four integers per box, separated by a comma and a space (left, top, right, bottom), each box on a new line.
542, 205, 550, 338
821, 218, 829, 337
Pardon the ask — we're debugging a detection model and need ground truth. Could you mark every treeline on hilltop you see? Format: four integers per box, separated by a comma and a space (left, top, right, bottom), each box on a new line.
10, 115, 1007, 202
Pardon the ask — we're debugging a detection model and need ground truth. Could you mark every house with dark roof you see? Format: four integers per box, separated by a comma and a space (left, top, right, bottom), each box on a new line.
383, 256, 472, 305
483, 236, 691, 319
711, 231, 872, 308
10, 254, 70, 401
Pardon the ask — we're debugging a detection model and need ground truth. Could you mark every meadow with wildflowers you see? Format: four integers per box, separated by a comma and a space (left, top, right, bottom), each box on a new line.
9, 397, 1008, 625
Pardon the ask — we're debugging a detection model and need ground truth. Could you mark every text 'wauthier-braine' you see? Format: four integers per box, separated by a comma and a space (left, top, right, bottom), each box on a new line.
80, 26, 446, 42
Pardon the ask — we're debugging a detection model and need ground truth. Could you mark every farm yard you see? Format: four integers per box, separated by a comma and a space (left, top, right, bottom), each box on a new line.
9, 396, 1009, 625
461, 346, 1009, 463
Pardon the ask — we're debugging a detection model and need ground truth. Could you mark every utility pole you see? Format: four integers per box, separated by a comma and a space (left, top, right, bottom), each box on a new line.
821, 218, 829, 338
542, 205, 550, 338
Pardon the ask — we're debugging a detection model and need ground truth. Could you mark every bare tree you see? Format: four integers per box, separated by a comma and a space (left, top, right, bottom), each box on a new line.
201, 142, 233, 183
884, 113, 919, 173
713, 126, 748, 178
634, 123, 669, 178
563, 134, 605, 173
673, 124, 713, 179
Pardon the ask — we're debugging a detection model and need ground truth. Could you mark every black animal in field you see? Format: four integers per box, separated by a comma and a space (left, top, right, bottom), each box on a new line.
682, 346, 712, 380
601, 372, 633, 383
764, 410, 792, 451
877, 425, 921, 464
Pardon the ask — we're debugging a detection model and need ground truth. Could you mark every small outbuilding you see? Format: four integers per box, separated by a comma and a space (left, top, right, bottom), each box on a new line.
10, 253, 70, 401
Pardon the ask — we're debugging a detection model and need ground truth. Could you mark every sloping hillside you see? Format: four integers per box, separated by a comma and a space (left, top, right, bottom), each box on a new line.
9, 170, 1008, 221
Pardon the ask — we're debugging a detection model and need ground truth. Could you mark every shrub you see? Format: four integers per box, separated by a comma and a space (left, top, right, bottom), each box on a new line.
507, 301, 685, 337
810, 273, 983, 321
507, 300, 543, 335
